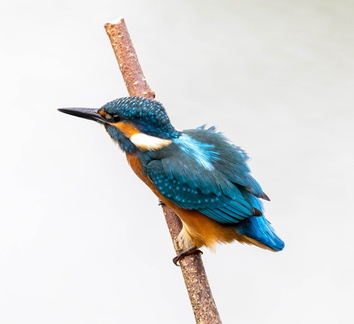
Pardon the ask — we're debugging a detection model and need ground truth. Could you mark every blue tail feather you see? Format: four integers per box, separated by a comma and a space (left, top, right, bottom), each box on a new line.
236, 216, 285, 251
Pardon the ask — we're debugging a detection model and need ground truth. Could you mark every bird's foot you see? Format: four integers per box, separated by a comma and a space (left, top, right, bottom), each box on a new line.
158, 200, 166, 206
173, 246, 203, 266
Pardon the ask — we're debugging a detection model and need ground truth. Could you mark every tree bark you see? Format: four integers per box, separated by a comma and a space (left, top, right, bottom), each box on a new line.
104, 18, 222, 324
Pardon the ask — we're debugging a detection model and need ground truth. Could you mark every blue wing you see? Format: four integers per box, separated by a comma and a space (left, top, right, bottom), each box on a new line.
145, 127, 268, 225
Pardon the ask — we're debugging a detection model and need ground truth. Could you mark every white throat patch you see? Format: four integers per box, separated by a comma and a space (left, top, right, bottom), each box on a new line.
130, 133, 172, 151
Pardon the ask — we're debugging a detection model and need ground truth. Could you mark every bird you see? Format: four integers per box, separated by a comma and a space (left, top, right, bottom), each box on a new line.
59, 97, 284, 264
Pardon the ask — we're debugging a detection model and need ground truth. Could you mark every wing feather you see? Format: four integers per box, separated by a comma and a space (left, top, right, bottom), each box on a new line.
144, 127, 268, 225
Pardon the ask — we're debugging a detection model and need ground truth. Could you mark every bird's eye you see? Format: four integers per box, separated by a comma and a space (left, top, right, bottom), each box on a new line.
104, 113, 121, 123
112, 114, 120, 122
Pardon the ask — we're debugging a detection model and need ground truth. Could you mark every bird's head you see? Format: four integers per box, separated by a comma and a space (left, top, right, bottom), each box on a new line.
59, 97, 180, 153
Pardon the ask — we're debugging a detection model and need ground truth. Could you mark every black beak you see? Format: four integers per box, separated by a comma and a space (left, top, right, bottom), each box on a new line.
58, 108, 107, 124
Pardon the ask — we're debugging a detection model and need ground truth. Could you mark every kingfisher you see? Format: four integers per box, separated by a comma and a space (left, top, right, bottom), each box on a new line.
59, 97, 284, 264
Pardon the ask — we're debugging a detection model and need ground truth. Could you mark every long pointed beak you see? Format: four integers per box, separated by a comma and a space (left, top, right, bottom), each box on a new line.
58, 108, 107, 124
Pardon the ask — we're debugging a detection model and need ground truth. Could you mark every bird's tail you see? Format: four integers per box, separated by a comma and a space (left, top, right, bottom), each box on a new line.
236, 216, 285, 251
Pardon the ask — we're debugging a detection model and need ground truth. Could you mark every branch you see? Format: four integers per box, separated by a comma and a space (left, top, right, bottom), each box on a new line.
104, 18, 222, 324
104, 18, 155, 99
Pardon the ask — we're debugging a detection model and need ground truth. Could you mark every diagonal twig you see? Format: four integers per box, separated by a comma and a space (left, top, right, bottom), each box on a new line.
104, 17, 222, 324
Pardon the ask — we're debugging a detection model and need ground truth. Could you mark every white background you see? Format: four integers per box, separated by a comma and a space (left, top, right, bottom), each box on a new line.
1, 0, 353, 323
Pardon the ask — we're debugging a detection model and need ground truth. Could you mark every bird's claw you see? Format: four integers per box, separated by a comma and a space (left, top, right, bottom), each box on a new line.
173, 246, 203, 266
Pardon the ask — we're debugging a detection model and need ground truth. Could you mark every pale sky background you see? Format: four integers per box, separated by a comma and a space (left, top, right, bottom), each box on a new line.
1, 0, 353, 323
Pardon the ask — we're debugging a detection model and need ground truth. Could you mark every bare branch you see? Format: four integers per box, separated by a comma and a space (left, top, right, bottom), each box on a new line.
104, 18, 155, 99
104, 18, 222, 324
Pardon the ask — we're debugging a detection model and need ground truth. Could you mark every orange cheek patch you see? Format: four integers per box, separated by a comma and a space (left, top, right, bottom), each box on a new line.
98, 109, 108, 118
113, 121, 140, 138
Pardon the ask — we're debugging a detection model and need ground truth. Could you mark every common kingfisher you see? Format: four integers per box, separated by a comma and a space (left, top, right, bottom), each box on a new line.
59, 97, 284, 263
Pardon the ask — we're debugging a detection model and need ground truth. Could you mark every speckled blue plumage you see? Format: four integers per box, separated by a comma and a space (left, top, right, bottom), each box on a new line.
102, 97, 179, 139
102, 97, 284, 251
142, 126, 284, 251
